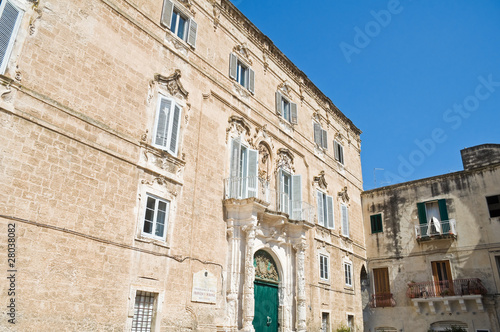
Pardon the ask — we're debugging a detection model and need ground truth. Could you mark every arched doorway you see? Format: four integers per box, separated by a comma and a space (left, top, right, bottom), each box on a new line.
253, 250, 279, 332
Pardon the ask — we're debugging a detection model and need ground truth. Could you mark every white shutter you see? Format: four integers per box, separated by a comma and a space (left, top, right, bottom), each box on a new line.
229, 53, 237, 80
321, 129, 328, 149
187, 19, 197, 48
339, 144, 344, 164
290, 102, 298, 124
229, 138, 242, 198
278, 170, 287, 213
160, 0, 174, 28
342, 204, 349, 237
334, 141, 340, 161
317, 191, 324, 227
168, 104, 181, 155
275, 91, 282, 115
0, 1, 22, 74
248, 67, 255, 93
155, 97, 172, 148
291, 174, 302, 220
247, 148, 258, 198
326, 195, 334, 229
314, 123, 322, 146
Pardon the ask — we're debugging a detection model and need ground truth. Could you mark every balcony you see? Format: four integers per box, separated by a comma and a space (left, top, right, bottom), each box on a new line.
407, 278, 486, 314
369, 293, 396, 308
223, 176, 315, 224
415, 219, 457, 242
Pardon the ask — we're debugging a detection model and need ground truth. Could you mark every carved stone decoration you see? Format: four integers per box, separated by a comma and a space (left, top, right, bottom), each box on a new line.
258, 143, 271, 181
225, 115, 251, 143
0, 84, 13, 102
212, 4, 221, 31
338, 186, 350, 203
262, 50, 269, 73
313, 171, 328, 190
334, 132, 344, 144
293, 242, 307, 332
141, 176, 177, 195
299, 77, 305, 101
276, 148, 295, 174
14, 67, 21, 82
241, 222, 257, 331
233, 42, 252, 65
29, 7, 43, 35
177, 0, 196, 16
232, 81, 251, 99
155, 70, 189, 100
141, 130, 149, 142
253, 250, 279, 282
277, 80, 292, 98
165, 33, 189, 56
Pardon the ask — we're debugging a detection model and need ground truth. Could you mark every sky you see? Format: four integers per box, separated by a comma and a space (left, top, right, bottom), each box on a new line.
231, 0, 500, 190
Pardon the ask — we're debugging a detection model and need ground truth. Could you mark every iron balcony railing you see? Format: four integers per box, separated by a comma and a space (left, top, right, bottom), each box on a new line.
415, 219, 457, 239
369, 293, 396, 308
224, 176, 315, 223
407, 278, 487, 299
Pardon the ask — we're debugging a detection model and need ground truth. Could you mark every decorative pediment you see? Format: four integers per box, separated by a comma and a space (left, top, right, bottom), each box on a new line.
225, 115, 251, 142
337, 186, 350, 203
177, 0, 196, 16
334, 132, 344, 144
233, 42, 252, 65
141, 175, 179, 197
313, 171, 328, 190
277, 80, 292, 98
254, 250, 279, 282
155, 70, 189, 100
276, 148, 295, 174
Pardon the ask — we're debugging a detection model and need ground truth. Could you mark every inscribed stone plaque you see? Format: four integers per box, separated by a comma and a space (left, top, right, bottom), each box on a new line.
191, 270, 217, 304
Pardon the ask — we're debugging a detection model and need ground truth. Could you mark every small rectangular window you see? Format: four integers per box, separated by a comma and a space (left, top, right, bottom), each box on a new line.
334, 141, 344, 164
317, 191, 334, 229
314, 122, 328, 150
321, 312, 329, 332
160, 0, 197, 47
486, 195, 500, 218
229, 53, 255, 93
132, 291, 157, 332
319, 254, 329, 280
344, 262, 352, 287
154, 95, 182, 156
370, 214, 383, 233
275, 91, 298, 124
143, 194, 170, 241
347, 315, 354, 331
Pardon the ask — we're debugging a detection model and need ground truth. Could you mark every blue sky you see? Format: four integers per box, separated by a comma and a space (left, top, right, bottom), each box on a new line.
231, 0, 500, 190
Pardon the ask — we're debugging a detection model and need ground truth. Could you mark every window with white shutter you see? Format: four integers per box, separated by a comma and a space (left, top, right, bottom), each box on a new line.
153, 95, 182, 156
229, 53, 255, 93
228, 137, 258, 199
278, 169, 302, 219
341, 203, 349, 237
313, 122, 328, 150
161, 0, 197, 47
317, 190, 334, 229
0, 0, 23, 74
334, 140, 344, 164
275, 91, 298, 124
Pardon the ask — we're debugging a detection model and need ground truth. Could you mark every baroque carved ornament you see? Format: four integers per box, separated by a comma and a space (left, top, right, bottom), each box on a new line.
225, 115, 251, 142
155, 70, 189, 100
313, 171, 328, 190
253, 250, 279, 282
338, 186, 350, 203
276, 148, 295, 174
233, 42, 252, 65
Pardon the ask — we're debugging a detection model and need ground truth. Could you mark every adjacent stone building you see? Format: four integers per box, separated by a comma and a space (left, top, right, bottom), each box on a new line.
0, 0, 365, 331
361, 144, 500, 332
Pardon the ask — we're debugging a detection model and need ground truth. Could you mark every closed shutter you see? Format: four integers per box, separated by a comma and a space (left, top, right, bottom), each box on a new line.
278, 170, 288, 214
248, 67, 255, 93
317, 191, 324, 227
291, 175, 302, 220
321, 129, 328, 149
229, 53, 237, 80
326, 195, 334, 229
247, 148, 258, 198
0, 0, 22, 74
187, 19, 197, 48
334, 141, 340, 161
160, 0, 174, 28
438, 199, 450, 233
341, 204, 349, 237
417, 202, 428, 236
373, 268, 390, 295
168, 104, 181, 155
314, 123, 322, 146
275, 91, 282, 115
229, 138, 242, 198
290, 102, 298, 124
155, 97, 172, 147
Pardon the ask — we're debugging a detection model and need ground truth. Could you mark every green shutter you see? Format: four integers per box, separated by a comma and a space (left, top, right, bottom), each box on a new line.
417, 202, 427, 224
439, 199, 450, 233
371, 214, 382, 233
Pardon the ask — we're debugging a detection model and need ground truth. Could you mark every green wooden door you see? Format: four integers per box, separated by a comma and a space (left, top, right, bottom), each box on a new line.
253, 280, 279, 332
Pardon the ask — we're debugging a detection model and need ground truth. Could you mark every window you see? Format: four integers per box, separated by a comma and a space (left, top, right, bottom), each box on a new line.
317, 191, 334, 229
132, 291, 157, 332
160, 0, 197, 47
347, 315, 354, 331
143, 194, 170, 241
417, 199, 450, 235
278, 169, 302, 220
373, 267, 391, 307
229, 53, 255, 93
321, 312, 329, 332
432, 260, 453, 296
0, 0, 23, 74
370, 214, 383, 233
228, 137, 258, 199
275, 91, 297, 124
344, 262, 353, 287
341, 203, 349, 237
319, 254, 329, 281
334, 141, 344, 164
314, 122, 328, 149
153, 95, 182, 156
486, 195, 500, 217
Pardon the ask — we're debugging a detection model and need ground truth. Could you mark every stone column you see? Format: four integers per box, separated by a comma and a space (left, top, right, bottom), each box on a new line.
294, 242, 307, 332
225, 224, 238, 329
242, 223, 257, 332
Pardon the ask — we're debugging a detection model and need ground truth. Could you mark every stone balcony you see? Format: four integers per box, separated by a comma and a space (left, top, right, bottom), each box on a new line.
407, 278, 487, 314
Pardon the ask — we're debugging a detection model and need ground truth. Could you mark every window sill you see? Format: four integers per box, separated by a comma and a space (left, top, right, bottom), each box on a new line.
319, 280, 331, 286
165, 33, 191, 56
135, 236, 170, 249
